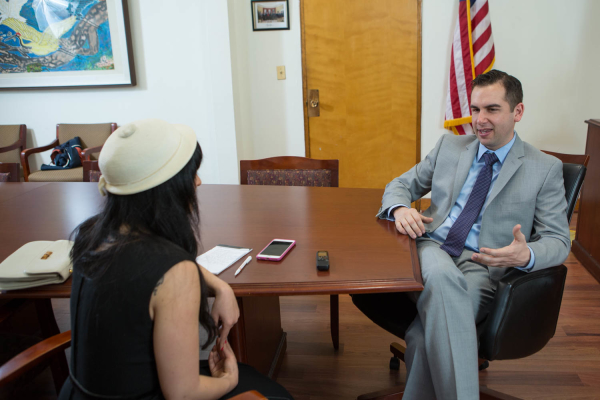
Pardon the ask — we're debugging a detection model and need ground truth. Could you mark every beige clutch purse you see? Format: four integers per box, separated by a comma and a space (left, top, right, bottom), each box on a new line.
0, 240, 73, 291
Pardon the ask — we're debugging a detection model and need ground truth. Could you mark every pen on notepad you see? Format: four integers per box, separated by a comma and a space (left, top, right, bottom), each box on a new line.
235, 256, 252, 277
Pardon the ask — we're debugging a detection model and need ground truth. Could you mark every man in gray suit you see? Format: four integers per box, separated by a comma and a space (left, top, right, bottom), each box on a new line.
378, 70, 570, 399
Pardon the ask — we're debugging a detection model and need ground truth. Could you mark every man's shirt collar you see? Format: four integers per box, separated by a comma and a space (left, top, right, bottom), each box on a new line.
477, 131, 517, 165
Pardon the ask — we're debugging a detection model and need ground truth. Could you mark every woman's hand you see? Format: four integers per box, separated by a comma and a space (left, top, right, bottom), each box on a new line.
211, 280, 240, 348
209, 340, 239, 391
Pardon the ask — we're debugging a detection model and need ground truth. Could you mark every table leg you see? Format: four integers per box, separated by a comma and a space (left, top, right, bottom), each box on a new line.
229, 296, 286, 379
34, 299, 69, 395
330, 294, 339, 350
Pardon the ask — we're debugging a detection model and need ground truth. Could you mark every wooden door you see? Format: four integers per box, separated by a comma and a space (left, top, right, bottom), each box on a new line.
301, 0, 421, 189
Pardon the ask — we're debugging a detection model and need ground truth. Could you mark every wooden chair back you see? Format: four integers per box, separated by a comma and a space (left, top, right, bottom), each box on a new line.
0, 125, 26, 181
541, 150, 589, 222
541, 150, 589, 167
57, 123, 117, 160
240, 156, 339, 187
0, 125, 26, 165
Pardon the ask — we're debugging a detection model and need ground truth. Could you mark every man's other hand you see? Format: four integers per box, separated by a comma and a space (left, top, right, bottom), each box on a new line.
472, 224, 531, 268
393, 207, 434, 239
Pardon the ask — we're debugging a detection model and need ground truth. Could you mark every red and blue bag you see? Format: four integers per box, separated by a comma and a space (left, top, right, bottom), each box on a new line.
41, 137, 83, 170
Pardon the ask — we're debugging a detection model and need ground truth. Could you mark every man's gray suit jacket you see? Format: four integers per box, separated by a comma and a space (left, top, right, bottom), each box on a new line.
377, 133, 571, 276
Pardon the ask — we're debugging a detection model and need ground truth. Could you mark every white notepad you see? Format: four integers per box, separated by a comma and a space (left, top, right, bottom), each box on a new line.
196, 245, 252, 275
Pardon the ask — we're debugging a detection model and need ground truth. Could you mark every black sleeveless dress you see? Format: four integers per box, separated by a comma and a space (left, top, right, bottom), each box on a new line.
58, 236, 293, 400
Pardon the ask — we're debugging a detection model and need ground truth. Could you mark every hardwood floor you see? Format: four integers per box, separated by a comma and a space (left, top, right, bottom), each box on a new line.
5, 236, 600, 399
277, 253, 600, 400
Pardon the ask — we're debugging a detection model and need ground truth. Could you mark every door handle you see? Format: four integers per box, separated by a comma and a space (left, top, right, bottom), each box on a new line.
308, 89, 320, 117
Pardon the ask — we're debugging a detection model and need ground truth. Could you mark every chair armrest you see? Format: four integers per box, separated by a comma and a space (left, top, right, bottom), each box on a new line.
20, 139, 59, 181
479, 265, 567, 361
230, 391, 267, 400
0, 125, 26, 154
82, 160, 100, 182
81, 145, 103, 161
0, 139, 23, 153
0, 330, 71, 387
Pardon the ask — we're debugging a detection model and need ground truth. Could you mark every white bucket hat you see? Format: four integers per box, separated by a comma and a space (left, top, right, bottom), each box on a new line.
98, 119, 197, 195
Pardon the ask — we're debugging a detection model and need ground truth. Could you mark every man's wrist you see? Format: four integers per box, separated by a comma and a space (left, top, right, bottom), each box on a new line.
520, 246, 531, 265
523, 246, 535, 270
389, 204, 409, 220
516, 246, 535, 271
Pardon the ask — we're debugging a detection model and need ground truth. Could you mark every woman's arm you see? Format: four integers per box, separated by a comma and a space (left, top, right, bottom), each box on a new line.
197, 264, 240, 347
150, 261, 238, 400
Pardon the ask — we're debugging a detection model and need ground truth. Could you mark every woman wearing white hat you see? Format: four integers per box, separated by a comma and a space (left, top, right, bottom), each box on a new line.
60, 119, 292, 400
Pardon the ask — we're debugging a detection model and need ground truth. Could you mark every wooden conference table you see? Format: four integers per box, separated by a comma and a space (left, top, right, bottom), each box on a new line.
0, 182, 422, 379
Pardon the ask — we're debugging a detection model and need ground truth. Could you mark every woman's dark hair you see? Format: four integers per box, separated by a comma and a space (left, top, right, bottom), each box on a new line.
70, 143, 217, 348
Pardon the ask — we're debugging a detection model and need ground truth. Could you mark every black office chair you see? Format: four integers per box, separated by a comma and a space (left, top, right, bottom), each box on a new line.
352, 152, 589, 400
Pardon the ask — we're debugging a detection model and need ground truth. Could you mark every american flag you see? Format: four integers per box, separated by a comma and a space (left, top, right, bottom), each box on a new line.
444, 0, 495, 135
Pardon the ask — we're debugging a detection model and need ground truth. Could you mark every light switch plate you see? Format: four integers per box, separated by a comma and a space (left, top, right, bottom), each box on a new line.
277, 66, 286, 80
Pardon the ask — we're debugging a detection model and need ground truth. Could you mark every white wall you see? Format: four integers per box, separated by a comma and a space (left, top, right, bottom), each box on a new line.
490, 0, 600, 153
0, 0, 239, 184
4, 0, 598, 183
421, 0, 600, 158
227, 0, 305, 162
228, 0, 599, 171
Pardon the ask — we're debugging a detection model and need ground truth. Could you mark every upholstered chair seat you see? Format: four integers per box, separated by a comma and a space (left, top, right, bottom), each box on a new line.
27, 167, 84, 182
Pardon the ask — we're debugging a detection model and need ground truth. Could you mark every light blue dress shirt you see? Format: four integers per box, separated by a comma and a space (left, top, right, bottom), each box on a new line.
388, 133, 535, 271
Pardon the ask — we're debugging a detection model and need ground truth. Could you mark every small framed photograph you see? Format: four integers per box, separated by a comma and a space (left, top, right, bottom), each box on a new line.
251, 0, 290, 31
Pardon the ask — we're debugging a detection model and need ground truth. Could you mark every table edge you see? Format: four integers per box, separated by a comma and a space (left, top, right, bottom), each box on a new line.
231, 279, 424, 296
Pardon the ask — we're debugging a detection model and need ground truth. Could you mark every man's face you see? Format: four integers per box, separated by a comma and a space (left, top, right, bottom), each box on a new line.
470, 82, 524, 151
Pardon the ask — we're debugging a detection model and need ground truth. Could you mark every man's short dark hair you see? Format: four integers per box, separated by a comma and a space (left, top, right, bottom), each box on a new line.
472, 70, 523, 111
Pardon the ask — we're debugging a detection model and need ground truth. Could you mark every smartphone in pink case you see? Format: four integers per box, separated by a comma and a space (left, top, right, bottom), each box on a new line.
256, 239, 296, 261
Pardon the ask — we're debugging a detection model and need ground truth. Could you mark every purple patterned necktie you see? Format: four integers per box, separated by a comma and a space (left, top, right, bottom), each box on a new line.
440, 152, 499, 257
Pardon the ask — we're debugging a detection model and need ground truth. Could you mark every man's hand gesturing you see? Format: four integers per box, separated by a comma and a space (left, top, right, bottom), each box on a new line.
393, 207, 434, 239
471, 224, 531, 268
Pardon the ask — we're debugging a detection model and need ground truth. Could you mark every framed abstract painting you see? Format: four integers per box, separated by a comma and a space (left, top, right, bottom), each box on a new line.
0, 0, 136, 90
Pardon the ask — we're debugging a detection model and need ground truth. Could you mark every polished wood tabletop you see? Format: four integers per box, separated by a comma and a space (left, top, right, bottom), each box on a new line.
0, 183, 422, 299
0, 182, 49, 204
